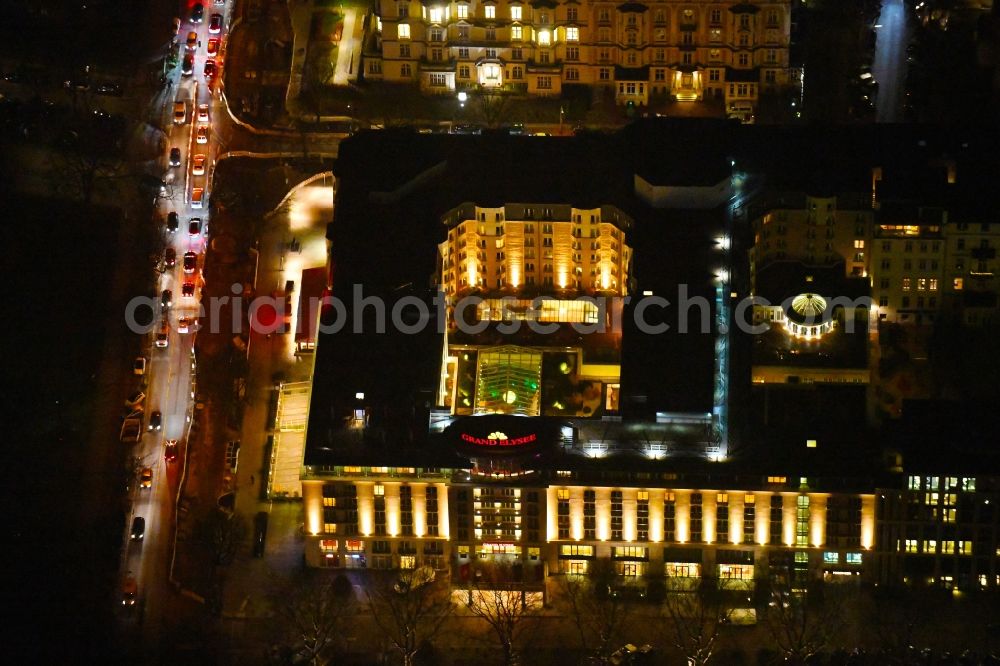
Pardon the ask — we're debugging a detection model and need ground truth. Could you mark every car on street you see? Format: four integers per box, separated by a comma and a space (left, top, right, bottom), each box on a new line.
164, 247, 176, 267
183, 252, 197, 273
161, 289, 172, 309
140, 468, 153, 489
173, 100, 186, 124
191, 187, 205, 208
196, 125, 208, 143
169, 147, 181, 167
96, 83, 122, 96
155, 322, 170, 348
190, 3, 204, 23
185, 31, 198, 50
206, 38, 219, 57
188, 218, 202, 236
182, 281, 195, 298
197, 102, 210, 122
133, 357, 147, 376
209, 14, 222, 33
122, 576, 137, 605
182, 53, 194, 76
148, 410, 162, 431
167, 211, 179, 233
130, 517, 145, 540
164, 439, 179, 463
178, 316, 191, 333
192, 154, 206, 175
203, 60, 217, 79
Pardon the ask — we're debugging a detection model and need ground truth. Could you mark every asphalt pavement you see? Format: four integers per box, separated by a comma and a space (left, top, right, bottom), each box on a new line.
873, 0, 911, 123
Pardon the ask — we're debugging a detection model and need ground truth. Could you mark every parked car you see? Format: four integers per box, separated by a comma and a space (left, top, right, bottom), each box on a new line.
167, 211, 179, 232
169, 147, 181, 167
130, 517, 145, 540
125, 390, 146, 407
192, 154, 205, 175
196, 125, 208, 143
133, 357, 147, 376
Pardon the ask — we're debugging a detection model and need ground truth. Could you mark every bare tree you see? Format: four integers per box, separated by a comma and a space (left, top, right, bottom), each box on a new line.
200, 508, 248, 566
557, 558, 634, 663
464, 563, 542, 666
366, 569, 453, 666
475, 90, 512, 128
660, 577, 735, 666
763, 581, 845, 665
272, 571, 356, 666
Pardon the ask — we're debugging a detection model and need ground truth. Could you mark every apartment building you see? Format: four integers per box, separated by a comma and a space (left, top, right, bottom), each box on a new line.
365, 0, 791, 117
869, 207, 947, 325
942, 217, 1000, 328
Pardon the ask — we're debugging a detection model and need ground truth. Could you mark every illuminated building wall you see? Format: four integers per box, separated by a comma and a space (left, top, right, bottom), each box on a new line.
438, 204, 632, 300
302, 471, 877, 586
367, 0, 792, 115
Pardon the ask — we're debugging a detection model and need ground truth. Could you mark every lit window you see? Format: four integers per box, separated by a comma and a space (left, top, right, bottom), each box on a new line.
457, 5, 468, 19
343, 466, 363, 473
962, 478, 976, 491
953, 277, 964, 290
917, 278, 927, 291
560, 544, 593, 556
929, 278, 938, 291
904, 539, 918, 553
398, 23, 411, 39
557, 489, 570, 500
854, 239, 864, 249
511, 25, 522, 40
902, 277, 911, 291
923, 540, 937, 553
566, 27, 579, 41
908, 476, 921, 490
374, 484, 384, 496
429, 7, 443, 23
845, 552, 862, 564
511, 6, 521, 20
959, 541, 973, 554
823, 551, 839, 564
485, 5, 495, 19
556, 470, 571, 477
538, 30, 551, 46
767, 476, 786, 484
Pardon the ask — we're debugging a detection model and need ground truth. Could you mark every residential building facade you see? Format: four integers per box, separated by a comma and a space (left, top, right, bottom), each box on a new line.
365, 0, 792, 117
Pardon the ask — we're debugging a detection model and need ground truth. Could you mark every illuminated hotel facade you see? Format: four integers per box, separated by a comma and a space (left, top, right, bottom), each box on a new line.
364, 0, 792, 118
301, 196, 877, 595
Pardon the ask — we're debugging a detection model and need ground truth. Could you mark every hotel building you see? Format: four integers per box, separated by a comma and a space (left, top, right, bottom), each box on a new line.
364, 0, 792, 118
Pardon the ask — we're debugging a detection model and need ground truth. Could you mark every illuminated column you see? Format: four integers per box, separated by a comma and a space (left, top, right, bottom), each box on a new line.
649, 489, 664, 543
570, 487, 584, 541
703, 492, 717, 544
413, 484, 427, 537
622, 489, 637, 542
809, 494, 827, 548
357, 483, 375, 537
386, 483, 401, 537
546, 488, 558, 541
303, 480, 324, 536
437, 483, 450, 538
860, 494, 875, 550
676, 490, 691, 544
755, 492, 770, 545
782, 494, 796, 547
596, 487, 611, 541
730, 493, 744, 545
